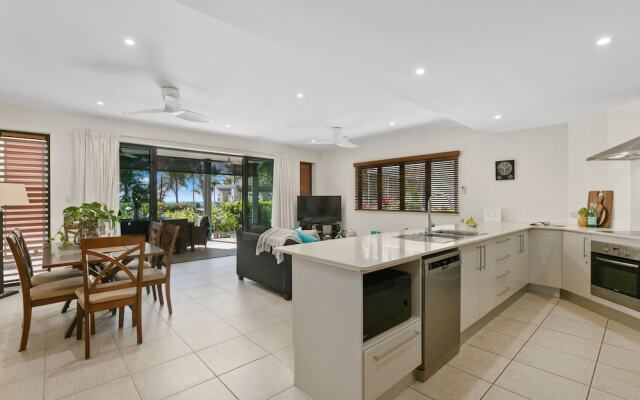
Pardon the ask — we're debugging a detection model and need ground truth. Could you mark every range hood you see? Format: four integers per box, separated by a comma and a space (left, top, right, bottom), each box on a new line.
586, 136, 640, 161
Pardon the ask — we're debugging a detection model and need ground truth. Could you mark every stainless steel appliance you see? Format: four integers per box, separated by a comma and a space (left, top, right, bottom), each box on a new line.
586, 135, 640, 161
417, 249, 461, 382
591, 240, 640, 311
397, 229, 486, 243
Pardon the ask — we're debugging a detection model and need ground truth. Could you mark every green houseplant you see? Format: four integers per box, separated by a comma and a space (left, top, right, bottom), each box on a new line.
577, 207, 588, 228
53, 202, 118, 244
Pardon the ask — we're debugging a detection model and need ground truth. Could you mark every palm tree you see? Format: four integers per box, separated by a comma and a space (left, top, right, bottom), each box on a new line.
157, 171, 170, 203
167, 172, 188, 204
210, 175, 223, 203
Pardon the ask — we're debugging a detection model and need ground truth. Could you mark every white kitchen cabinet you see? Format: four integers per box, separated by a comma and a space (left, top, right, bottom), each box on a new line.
363, 320, 422, 400
528, 230, 562, 288
513, 232, 529, 291
562, 231, 591, 297
460, 244, 481, 330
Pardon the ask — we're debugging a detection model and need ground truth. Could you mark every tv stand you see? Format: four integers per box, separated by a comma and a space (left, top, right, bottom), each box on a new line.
300, 222, 341, 240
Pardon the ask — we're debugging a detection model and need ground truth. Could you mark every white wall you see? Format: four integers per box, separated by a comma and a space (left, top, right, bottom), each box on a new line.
319, 122, 569, 235
567, 99, 640, 229
0, 102, 321, 232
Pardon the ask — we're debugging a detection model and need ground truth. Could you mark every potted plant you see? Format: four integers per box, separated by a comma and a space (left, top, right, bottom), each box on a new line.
52, 202, 119, 245
577, 207, 588, 227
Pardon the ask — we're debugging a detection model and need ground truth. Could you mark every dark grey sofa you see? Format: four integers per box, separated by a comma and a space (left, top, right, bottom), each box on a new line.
236, 229, 295, 300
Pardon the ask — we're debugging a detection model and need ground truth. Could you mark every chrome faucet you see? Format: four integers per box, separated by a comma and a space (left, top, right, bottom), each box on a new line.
426, 192, 452, 235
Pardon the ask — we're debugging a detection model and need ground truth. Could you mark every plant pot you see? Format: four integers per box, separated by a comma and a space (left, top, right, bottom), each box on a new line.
577, 216, 588, 228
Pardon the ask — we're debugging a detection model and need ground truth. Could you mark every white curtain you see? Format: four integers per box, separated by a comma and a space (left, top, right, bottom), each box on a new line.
72, 129, 120, 211
271, 153, 297, 229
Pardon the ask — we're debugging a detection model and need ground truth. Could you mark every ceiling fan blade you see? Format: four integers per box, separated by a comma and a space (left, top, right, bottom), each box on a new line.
337, 141, 358, 149
175, 110, 211, 123
125, 108, 166, 115
307, 140, 335, 145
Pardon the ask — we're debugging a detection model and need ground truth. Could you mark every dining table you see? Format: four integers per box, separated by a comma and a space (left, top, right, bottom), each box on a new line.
41, 241, 164, 338
42, 241, 164, 269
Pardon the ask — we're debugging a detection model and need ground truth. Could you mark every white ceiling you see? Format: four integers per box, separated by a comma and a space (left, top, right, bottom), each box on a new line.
1, 0, 639, 146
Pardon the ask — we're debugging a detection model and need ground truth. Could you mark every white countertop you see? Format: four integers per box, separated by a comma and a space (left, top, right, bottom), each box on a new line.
277, 222, 640, 273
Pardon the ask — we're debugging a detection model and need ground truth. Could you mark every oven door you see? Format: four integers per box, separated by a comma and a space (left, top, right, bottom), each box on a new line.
591, 252, 640, 308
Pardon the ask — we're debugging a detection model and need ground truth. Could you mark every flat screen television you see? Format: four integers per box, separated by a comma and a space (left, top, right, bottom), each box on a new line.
297, 196, 342, 224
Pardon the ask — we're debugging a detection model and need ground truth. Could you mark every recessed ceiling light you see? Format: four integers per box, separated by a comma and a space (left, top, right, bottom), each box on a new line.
415, 67, 426, 76
124, 38, 135, 46
96, 101, 104, 106
494, 114, 502, 120
596, 36, 612, 47
389, 121, 395, 126
225, 124, 231, 128
296, 92, 304, 99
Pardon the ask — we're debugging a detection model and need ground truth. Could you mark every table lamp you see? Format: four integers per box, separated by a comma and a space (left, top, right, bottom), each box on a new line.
0, 183, 29, 299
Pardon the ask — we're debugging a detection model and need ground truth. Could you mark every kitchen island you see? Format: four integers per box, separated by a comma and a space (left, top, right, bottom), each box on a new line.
278, 222, 640, 400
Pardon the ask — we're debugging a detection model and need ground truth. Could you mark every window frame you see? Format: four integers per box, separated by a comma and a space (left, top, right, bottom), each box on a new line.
354, 151, 459, 214
1, 130, 51, 283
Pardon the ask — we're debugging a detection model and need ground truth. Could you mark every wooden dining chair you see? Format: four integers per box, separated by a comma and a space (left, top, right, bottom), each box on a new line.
13, 229, 82, 284
76, 235, 145, 359
12, 229, 82, 314
146, 221, 164, 299
116, 224, 179, 314
6, 233, 84, 351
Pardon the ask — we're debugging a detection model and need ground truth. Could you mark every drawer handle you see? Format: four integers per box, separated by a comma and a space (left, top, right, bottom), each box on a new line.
497, 270, 511, 279
496, 238, 511, 244
373, 331, 420, 362
595, 256, 639, 269
497, 254, 511, 262
497, 287, 511, 297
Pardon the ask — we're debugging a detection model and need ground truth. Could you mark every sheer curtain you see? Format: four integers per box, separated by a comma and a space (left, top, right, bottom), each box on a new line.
271, 153, 297, 229
72, 129, 120, 211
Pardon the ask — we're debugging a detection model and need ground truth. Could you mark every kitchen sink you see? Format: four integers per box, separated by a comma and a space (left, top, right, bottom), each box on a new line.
431, 229, 485, 237
396, 230, 486, 243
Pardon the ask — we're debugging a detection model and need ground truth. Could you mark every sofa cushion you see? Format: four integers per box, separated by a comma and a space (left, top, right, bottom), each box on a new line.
294, 229, 319, 243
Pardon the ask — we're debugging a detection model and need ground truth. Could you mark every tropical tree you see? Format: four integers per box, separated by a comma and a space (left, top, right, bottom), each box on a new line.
120, 169, 149, 219
190, 174, 203, 204
157, 171, 170, 203
167, 172, 188, 204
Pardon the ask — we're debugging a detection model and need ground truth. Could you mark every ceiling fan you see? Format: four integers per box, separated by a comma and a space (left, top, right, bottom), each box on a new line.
307, 127, 358, 148
126, 85, 213, 123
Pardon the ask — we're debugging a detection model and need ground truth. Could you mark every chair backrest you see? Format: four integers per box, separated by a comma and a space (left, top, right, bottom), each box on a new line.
80, 236, 145, 304
12, 229, 33, 278
148, 221, 164, 246
5, 234, 33, 297
158, 224, 180, 276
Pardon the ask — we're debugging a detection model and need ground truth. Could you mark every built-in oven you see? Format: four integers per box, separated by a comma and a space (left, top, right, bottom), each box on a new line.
591, 240, 640, 311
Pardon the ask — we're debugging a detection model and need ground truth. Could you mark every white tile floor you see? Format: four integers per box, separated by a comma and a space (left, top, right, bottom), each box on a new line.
406, 292, 640, 400
1, 256, 640, 400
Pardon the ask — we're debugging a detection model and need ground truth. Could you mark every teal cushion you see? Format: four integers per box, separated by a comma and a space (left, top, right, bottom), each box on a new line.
294, 229, 318, 243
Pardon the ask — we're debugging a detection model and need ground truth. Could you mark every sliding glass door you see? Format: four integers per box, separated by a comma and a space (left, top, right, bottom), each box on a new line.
242, 157, 274, 232
119, 144, 254, 236
119, 145, 152, 220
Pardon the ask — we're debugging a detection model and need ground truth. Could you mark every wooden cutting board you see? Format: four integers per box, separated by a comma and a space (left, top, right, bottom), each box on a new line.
588, 190, 614, 228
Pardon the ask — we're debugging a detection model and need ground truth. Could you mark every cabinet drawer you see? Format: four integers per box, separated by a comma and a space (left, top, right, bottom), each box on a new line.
495, 236, 513, 257
364, 321, 422, 400
495, 277, 514, 303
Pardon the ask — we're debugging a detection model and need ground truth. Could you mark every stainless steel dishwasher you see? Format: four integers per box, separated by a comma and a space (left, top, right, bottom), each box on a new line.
416, 249, 461, 382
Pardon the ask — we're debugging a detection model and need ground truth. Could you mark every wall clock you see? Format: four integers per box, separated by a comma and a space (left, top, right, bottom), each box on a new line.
496, 160, 515, 180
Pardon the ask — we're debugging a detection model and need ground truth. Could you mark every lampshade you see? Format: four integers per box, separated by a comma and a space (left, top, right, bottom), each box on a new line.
0, 183, 29, 206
